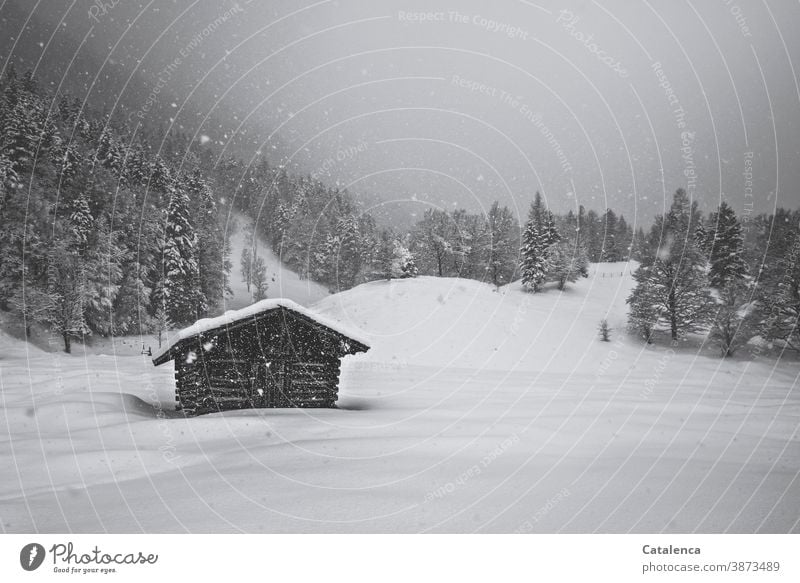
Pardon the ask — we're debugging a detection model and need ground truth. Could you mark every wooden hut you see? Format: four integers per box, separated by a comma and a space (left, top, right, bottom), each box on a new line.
152, 299, 369, 416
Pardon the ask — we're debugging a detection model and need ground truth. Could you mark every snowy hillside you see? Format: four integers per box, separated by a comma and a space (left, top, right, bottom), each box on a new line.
223, 213, 328, 310
316, 263, 636, 373
0, 266, 797, 533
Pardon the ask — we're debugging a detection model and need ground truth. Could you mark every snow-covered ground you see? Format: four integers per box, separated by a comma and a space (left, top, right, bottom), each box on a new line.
1, 265, 798, 533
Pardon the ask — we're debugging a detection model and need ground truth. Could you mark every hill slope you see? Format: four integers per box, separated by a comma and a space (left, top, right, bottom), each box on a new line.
315, 264, 636, 372
223, 214, 328, 310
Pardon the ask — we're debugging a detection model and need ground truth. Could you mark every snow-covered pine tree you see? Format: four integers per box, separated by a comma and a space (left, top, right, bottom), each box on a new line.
631, 227, 648, 261
333, 214, 364, 289
69, 191, 93, 253
527, 193, 560, 247
83, 217, 124, 335
2, 87, 43, 172
755, 208, 800, 352
0, 152, 19, 191
519, 197, 559, 292
601, 208, 620, 262
162, 183, 206, 325
186, 171, 229, 313
393, 239, 418, 278
542, 209, 560, 248
583, 209, 602, 262
698, 202, 752, 356
520, 218, 547, 292
148, 155, 172, 193
627, 188, 714, 342
616, 215, 632, 259
94, 128, 125, 176
698, 201, 748, 288
112, 267, 152, 335
122, 143, 149, 187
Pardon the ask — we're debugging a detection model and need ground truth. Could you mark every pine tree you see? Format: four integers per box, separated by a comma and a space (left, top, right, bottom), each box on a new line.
698, 201, 748, 288
616, 215, 632, 259
162, 184, 206, 325
0, 152, 19, 191
83, 218, 124, 335
2, 90, 43, 171
631, 227, 648, 261
113, 267, 152, 335
393, 239, 418, 278
527, 193, 560, 247
601, 208, 620, 261
69, 191, 93, 253
698, 202, 752, 356
188, 172, 229, 313
519, 197, 559, 292
333, 214, 365, 289
520, 219, 547, 292
755, 209, 800, 351
627, 189, 714, 342
584, 209, 602, 261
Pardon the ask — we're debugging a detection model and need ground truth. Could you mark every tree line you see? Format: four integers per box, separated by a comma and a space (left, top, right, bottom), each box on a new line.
627, 188, 800, 356
0, 66, 228, 351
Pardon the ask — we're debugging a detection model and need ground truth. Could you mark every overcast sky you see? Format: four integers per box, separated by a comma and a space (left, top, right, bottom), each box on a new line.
3, 0, 799, 226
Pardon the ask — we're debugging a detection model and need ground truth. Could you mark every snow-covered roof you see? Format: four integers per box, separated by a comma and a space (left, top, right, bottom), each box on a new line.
152, 298, 369, 364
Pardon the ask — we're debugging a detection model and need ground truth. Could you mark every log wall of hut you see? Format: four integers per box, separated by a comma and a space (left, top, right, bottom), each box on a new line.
171, 308, 352, 416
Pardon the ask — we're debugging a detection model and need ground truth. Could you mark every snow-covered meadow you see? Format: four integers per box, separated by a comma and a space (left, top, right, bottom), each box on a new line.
1, 266, 798, 533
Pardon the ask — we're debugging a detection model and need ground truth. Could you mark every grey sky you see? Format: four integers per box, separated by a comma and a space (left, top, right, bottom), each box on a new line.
3, 0, 799, 226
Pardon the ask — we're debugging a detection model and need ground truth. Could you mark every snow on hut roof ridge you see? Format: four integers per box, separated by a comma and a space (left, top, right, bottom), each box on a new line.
153, 298, 369, 362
